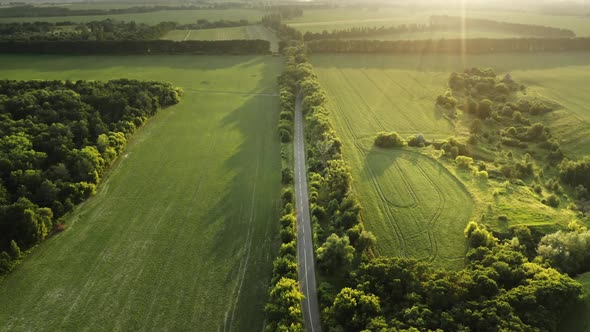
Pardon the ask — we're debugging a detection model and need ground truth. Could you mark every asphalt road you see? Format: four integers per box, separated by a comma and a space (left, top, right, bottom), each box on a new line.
294, 93, 322, 332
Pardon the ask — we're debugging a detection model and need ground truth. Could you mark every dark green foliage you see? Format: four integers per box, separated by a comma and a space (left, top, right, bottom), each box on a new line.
281, 167, 293, 185
0, 79, 181, 274
325, 229, 583, 331
560, 156, 590, 189
374, 131, 405, 148
317, 233, 355, 272
0, 20, 176, 42
0, 4, 240, 19
543, 193, 561, 208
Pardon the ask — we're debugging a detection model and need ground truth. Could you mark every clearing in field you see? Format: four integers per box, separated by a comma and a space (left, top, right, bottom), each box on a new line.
163, 25, 279, 52
312, 52, 590, 266
0, 55, 282, 331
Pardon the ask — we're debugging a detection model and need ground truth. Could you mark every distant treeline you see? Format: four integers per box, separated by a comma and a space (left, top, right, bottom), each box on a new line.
175, 19, 250, 31
304, 23, 429, 41
307, 38, 590, 54
303, 15, 576, 41
0, 39, 271, 55
0, 20, 176, 41
430, 15, 576, 38
0, 4, 245, 18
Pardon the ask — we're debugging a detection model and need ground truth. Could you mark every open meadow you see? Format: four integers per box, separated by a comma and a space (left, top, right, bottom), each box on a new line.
312, 52, 590, 266
0, 55, 283, 331
163, 25, 279, 52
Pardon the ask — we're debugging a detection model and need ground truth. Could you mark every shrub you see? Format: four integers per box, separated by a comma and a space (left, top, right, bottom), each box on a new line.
279, 129, 292, 143
475, 170, 489, 180
544, 194, 560, 208
456, 156, 473, 169
406, 133, 426, 147
281, 167, 293, 185
374, 131, 405, 148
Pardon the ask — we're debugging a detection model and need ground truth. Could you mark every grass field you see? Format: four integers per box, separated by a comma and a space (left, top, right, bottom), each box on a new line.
163, 25, 279, 52
0, 55, 283, 331
287, 8, 590, 37
312, 52, 590, 265
0, 8, 265, 24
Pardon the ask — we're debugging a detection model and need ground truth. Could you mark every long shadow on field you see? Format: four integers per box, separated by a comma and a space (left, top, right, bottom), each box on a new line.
360, 145, 401, 180
0, 54, 268, 72
311, 52, 590, 72
197, 61, 282, 331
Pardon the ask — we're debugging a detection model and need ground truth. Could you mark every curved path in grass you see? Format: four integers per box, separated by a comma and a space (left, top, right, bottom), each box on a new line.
294, 93, 322, 332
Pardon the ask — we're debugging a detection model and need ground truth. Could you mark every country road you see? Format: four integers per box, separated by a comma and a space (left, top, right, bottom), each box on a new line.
294, 93, 323, 332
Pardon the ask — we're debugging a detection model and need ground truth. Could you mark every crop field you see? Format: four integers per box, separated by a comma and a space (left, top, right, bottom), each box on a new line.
287, 8, 590, 37
0, 8, 265, 24
0, 55, 283, 331
163, 25, 279, 52
312, 52, 590, 265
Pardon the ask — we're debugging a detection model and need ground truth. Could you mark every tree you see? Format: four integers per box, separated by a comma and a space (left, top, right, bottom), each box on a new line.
330, 287, 382, 331
317, 233, 355, 272
374, 131, 405, 148
9, 240, 21, 259
265, 277, 304, 331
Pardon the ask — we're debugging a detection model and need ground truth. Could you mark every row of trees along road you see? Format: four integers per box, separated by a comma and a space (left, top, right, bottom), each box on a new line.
0, 79, 182, 275
265, 15, 590, 332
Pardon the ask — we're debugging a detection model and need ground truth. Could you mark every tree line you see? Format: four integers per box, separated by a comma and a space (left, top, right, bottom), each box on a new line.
306, 37, 590, 54
302, 15, 575, 41
430, 15, 576, 38
0, 4, 248, 18
264, 44, 305, 332
0, 20, 176, 42
0, 79, 182, 275
0, 39, 271, 55
174, 19, 251, 31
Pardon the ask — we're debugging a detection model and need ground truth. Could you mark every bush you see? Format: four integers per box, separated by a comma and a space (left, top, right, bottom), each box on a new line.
278, 129, 292, 143
544, 194, 560, 208
281, 167, 293, 185
406, 133, 426, 147
455, 156, 473, 169
374, 131, 405, 148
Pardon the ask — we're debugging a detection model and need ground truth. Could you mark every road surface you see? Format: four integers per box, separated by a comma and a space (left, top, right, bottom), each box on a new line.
294, 93, 323, 332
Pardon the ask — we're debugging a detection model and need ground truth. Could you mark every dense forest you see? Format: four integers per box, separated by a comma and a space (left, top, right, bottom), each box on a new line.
307, 37, 590, 54
0, 39, 271, 55
0, 20, 176, 41
0, 80, 182, 275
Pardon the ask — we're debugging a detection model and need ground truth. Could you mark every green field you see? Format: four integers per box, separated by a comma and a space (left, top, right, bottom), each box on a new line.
0, 55, 282, 331
0, 8, 265, 24
288, 8, 590, 37
163, 25, 279, 52
312, 52, 590, 265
